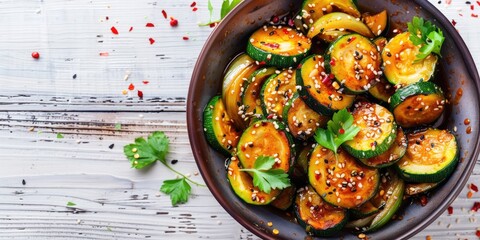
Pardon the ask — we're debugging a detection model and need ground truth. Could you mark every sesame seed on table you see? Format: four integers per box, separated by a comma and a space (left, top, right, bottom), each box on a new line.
0, 0, 479, 239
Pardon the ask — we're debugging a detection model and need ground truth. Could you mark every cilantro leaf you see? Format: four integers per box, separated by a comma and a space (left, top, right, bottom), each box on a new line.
240, 156, 291, 193
314, 109, 360, 157
160, 178, 191, 206
407, 16, 445, 61
123, 131, 169, 169
221, 0, 242, 19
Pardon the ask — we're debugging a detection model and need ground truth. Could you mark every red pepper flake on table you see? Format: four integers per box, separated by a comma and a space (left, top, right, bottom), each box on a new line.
129, 26, 133, 32
128, 83, 135, 91
448, 206, 453, 215
31, 51, 40, 59
145, 23, 155, 27
137, 90, 144, 100
190, 1, 196, 7
471, 183, 479, 192
471, 202, 480, 212
170, 17, 178, 27
99, 52, 109, 57
162, 9, 168, 19
149, 38, 155, 45
142, 80, 149, 85
111, 26, 119, 34
183, 36, 189, 40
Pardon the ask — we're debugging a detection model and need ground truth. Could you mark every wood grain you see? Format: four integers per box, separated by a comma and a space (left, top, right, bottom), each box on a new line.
0, 0, 479, 239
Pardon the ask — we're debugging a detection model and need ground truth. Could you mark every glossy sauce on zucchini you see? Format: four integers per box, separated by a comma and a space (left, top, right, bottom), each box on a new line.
261, 70, 297, 119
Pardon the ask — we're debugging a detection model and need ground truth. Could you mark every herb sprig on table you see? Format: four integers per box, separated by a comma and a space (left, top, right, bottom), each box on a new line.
239, 156, 291, 193
313, 109, 360, 159
123, 131, 205, 206
200, 0, 242, 26
407, 16, 445, 61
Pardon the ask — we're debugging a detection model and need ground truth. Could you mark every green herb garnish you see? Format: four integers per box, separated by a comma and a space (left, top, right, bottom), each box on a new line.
56, 133, 64, 139
239, 156, 291, 193
200, 0, 242, 26
407, 16, 445, 61
313, 109, 360, 159
123, 131, 205, 206
66, 201, 76, 207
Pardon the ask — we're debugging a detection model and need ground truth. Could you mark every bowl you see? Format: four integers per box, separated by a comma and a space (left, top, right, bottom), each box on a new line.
187, 0, 480, 239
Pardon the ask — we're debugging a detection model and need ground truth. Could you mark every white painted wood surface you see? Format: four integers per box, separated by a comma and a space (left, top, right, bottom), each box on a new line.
0, 0, 479, 239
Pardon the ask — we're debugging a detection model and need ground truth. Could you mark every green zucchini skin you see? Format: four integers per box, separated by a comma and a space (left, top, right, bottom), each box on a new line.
389, 81, 446, 128
203, 96, 240, 156
359, 127, 407, 169
241, 67, 278, 123
350, 201, 380, 219
260, 70, 297, 120
395, 128, 459, 183
246, 25, 311, 68
295, 185, 348, 237
343, 102, 397, 159
296, 55, 356, 116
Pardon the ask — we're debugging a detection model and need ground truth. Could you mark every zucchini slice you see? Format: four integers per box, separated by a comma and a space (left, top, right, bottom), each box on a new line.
271, 185, 296, 210
296, 55, 356, 115
382, 32, 438, 87
308, 12, 374, 39
292, 144, 314, 182
227, 158, 281, 205
242, 67, 278, 123
366, 168, 405, 232
350, 201, 380, 219
237, 120, 295, 174
359, 127, 407, 168
309, 147, 380, 209
325, 34, 382, 94
261, 70, 297, 120
368, 77, 395, 103
283, 93, 330, 140
390, 81, 445, 128
343, 102, 397, 159
373, 37, 388, 53
300, 0, 361, 28
295, 185, 348, 237
363, 10, 388, 37
247, 25, 311, 68
222, 54, 261, 130
395, 128, 458, 183
319, 30, 350, 43
203, 96, 241, 156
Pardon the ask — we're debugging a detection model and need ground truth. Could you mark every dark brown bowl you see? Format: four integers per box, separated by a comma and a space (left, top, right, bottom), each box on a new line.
187, 0, 480, 239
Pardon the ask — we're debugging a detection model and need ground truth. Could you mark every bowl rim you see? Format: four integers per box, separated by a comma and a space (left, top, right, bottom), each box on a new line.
187, 0, 480, 239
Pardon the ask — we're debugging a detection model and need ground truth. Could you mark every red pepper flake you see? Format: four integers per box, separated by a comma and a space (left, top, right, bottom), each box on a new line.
106, 16, 109, 20
476, 230, 480, 237
190, 1, 196, 7
209, 22, 217, 28
183, 36, 189, 40
258, 61, 266, 66
419, 195, 428, 206
272, 16, 279, 23
111, 26, 119, 35
266, 114, 274, 119
322, 73, 334, 85
192, 7, 198, 12
128, 83, 135, 91
330, 59, 336, 67
31, 51, 40, 59
452, 19, 457, 26
142, 80, 149, 85
137, 90, 143, 99
339, 128, 345, 134
99, 52, 109, 57
471, 202, 480, 212
447, 206, 453, 215
146, 23, 155, 27
129, 26, 133, 32
472, 5, 475, 10
477, 1, 480, 6
282, 29, 289, 35
471, 183, 479, 192
162, 10, 168, 19
468, 191, 474, 199
261, 42, 280, 49
170, 18, 178, 27
149, 38, 155, 45
472, 13, 479, 18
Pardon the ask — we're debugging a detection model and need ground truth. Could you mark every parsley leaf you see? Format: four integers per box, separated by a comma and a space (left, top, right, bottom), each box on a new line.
239, 156, 291, 193
160, 178, 192, 206
123, 131, 169, 169
407, 16, 445, 61
200, 0, 243, 26
314, 109, 360, 158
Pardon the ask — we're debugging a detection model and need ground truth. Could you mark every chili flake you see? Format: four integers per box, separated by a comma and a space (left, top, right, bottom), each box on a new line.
420, 195, 428, 206
448, 206, 453, 215
193, 7, 198, 12
128, 83, 135, 91
452, 19, 457, 26
190, 1, 196, 7
31, 52, 40, 59
476, 229, 480, 237
111, 26, 119, 35
146, 23, 155, 27
472, 13, 479, 18
129, 26, 133, 32
471, 201, 480, 212
468, 191, 474, 199
106, 16, 109, 20
183, 36, 189, 40
149, 38, 155, 45
138, 90, 144, 99
99, 52, 109, 56
142, 80, 149, 85
339, 128, 345, 134
162, 10, 168, 19
170, 18, 178, 27
472, 183, 479, 192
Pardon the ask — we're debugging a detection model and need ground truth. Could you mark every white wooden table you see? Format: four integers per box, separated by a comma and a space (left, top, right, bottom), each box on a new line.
1, 0, 479, 239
